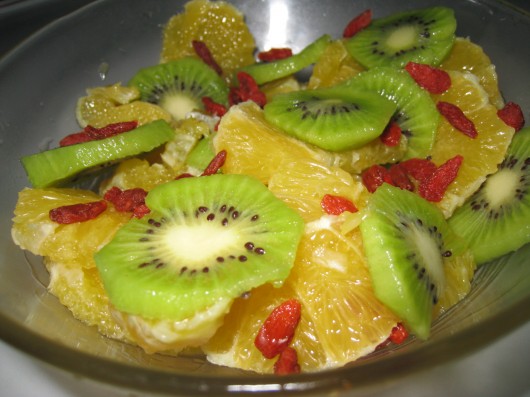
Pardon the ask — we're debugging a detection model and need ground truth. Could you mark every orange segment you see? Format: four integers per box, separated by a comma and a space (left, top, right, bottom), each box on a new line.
429, 71, 515, 217
161, 0, 256, 78
12, 187, 132, 340
440, 37, 504, 109
205, 221, 400, 373
308, 39, 365, 89
213, 101, 330, 184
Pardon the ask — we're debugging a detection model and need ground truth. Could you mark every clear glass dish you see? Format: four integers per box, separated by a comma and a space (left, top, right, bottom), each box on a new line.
0, 0, 529, 395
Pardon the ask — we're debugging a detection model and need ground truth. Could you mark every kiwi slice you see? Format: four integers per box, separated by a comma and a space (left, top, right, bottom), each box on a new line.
185, 136, 215, 171
238, 34, 331, 85
128, 57, 229, 120
345, 7, 456, 69
342, 66, 439, 159
262, 86, 396, 151
94, 174, 304, 322
360, 183, 465, 339
21, 120, 175, 188
448, 127, 530, 265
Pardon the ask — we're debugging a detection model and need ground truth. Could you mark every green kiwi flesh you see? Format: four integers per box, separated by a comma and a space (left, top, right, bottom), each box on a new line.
128, 57, 229, 120
263, 86, 396, 151
238, 34, 332, 85
342, 66, 440, 159
94, 174, 304, 321
360, 183, 463, 339
21, 120, 175, 188
345, 7, 456, 69
185, 136, 215, 171
448, 127, 530, 265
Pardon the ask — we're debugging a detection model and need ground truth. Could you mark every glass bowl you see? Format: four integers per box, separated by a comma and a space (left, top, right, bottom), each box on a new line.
0, 0, 529, 395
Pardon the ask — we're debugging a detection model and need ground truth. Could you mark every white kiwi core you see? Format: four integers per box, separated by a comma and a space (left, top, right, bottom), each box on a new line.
483, 169, 519, 208
386, 26, 418, 50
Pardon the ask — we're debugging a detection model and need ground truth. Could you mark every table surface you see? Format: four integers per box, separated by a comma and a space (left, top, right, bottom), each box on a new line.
1, 1, 529, 396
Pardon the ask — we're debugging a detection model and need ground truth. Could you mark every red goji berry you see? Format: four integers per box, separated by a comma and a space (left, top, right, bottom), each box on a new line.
321, 194, 358, 215
404, 62, 451, 94
388, 163, 414, 191
104, 186, 149, 217
273, 347, 301, 375
380, 121, 402, 147
202, 96, 227, 118
497, 101, 525, 132
437, 101, 478, 138
175, 173, 195, 180
254, 299, 301, 359
342, 9, 372, 38
59, 121, 138, 147
419, 155, 463, 202
361, 164, 393, 193
49, 200, 107, 224
258, 48, 293, 62
192, 40, 223, 76
399, 158, 437, 184
201, 150, 227, 176
388, 323, 409, 344
230, 71, 267, 108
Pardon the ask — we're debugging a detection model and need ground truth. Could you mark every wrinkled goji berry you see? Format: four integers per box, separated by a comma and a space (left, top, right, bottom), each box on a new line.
201, 150, 227, 176
273, 347, 301, 375
258, 48, 293, 62
404, 62, 451, 94
437, 101, 478, 138
342, 9, 372, 38
255, 299, 301, 359
192, 40, 223, 76
419, 155, 463, 202
202, 96, 227, 118
49, 200, 107, 224
388, 163, 414, 191
59, 121, 138, 147
380, 121, 402, 146
230, 71, 267, 108
399, 158, 437, 184
104, 186, 149, 217
321, 194, 358, 215
361, 164, 393, 193
497, 101, 525, 132
388, 323, 409, 344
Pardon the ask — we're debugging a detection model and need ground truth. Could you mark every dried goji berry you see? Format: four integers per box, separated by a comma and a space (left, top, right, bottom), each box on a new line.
388, 323, 409, 344
321, 194, 358, 215
388, 163, 414, 191
258, 48, 293, 62
230, 71, 267, 108
49, 200, 107, 224
192, 40, 223, 76
404, 62, 451, 94
273, 347, 301, 375
399, 158, 437, 184
59, 121, 138, 147
202, 96, 227, 118
342, 9, 372, 38
380, 121, 402, 146
175, 173, 195, 180
361, 164, 393, 193
104, 186, 149, 217
497, 101, 525, 132
201, 150, 227, 176
437, 101, 478, 138
254, 299, 301, 359
419, 155, 463, 202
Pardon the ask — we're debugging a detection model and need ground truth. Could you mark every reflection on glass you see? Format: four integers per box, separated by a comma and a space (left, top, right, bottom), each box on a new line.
264, 0, 289, 48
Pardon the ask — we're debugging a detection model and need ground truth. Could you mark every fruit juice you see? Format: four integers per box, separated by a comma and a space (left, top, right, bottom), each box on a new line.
11, 0, 528, 375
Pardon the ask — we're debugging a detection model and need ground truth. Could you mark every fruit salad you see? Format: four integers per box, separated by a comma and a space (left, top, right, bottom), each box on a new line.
11, 0, 529, 375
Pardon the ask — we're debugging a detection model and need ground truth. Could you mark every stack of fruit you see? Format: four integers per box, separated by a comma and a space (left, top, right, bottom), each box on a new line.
11, 0, 528, 375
